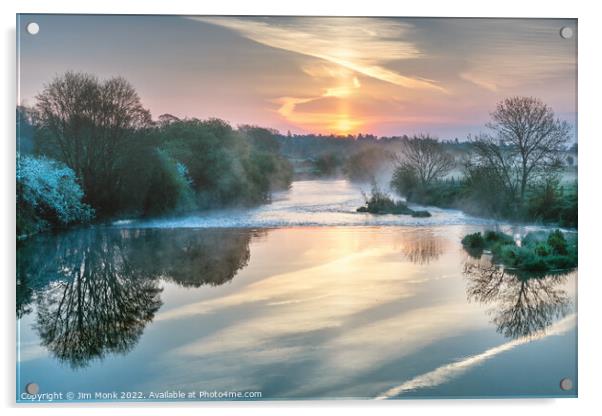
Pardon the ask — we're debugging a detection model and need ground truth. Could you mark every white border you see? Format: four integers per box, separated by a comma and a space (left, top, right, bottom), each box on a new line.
2, 1, 601, 415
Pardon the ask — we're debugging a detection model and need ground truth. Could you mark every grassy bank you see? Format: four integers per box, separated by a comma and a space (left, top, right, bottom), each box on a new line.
391, 174, 577, 228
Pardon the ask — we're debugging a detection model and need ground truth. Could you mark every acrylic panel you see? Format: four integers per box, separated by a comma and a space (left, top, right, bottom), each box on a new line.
16, 15, 578, 402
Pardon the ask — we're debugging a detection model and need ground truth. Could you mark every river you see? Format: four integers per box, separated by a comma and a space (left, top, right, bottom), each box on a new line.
16, 179, 577, 401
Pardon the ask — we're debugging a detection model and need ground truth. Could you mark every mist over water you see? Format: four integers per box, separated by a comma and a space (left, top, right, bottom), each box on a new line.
115, 179, 500, 229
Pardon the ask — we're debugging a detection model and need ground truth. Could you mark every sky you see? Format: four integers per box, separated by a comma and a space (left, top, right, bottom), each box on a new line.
18, 15, 577, 138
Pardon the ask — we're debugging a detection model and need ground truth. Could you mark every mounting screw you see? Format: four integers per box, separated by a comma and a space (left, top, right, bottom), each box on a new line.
560, 378, 573, 391
25, 383, 39, 394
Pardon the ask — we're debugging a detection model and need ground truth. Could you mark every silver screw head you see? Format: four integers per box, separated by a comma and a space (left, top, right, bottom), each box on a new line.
25, 383, 39, 395
560, 26, 573, 39
560, 378, 573, 391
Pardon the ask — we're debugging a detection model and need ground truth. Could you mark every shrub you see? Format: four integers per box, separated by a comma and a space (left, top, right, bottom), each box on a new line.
461, 232, 485, 250
547, 229, 568, 255
517, 251, 548, 272
411, 210, 432, 218
143, 150, 196, 216
534, 242, 550, 257
357, 183, 429, 216
313, 153, 341, 176
17, 155, 94, 236
484, 230, 515, 245
391, 165, 420, 199
462, 229, 577, 272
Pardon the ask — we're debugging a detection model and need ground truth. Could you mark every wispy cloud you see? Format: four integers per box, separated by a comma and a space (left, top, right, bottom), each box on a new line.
190, 17, 447, 92
273, 63, 365, 132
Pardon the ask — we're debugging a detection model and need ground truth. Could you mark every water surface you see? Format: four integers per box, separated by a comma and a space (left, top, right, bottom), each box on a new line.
17, 180, 577, 401
115, 179, 499, 228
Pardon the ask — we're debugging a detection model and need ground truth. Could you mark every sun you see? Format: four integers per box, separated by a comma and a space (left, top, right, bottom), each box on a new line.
336, 118, 353, 133
332, 115, 362, 135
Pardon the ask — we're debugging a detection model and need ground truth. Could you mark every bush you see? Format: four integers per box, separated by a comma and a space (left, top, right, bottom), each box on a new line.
526, 177, 563, 222
462, 229, 577, 272
356, 183, 429, 216
143, 150, 196, 216
461, 232, 485, 250
313, 153, 342, 176
411, 210, 432, 218
547, 229, 568, 255
484, 230, 515, 245
390, 165, 420, 199
524, 178, 577, 228
17, 155, 94, 236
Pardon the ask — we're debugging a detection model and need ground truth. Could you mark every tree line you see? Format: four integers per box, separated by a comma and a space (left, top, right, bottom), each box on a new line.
17, 71, 577, 236
17, 72, 293, 237
390, 97, 577, 227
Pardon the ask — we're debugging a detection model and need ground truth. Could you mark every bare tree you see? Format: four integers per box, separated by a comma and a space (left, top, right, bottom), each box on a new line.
472, 97, 571, 204
394, 134, 455, 187
35, 72, 151, 214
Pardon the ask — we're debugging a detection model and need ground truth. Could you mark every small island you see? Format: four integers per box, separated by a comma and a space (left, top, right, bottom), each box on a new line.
356, 184, 431, 217
461, 229, 577, 273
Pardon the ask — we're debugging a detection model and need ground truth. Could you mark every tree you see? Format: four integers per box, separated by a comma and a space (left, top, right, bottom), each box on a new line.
472, 97, 571, 205
34, 72, 152, 215
394, 134, 455, 187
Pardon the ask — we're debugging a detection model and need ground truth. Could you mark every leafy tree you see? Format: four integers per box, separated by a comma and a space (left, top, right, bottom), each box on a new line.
239, 125, 281, 153
143, 149, 196, 216
160, 118, 292, 208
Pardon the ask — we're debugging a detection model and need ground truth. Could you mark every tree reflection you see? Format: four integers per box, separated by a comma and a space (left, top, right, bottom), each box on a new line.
464, 261, 572, 339
126, 229, 257, 287
17, 227, 256, 367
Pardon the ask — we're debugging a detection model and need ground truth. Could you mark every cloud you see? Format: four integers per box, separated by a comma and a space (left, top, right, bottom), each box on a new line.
190, 16, 446, 92
460, 72, 499, 92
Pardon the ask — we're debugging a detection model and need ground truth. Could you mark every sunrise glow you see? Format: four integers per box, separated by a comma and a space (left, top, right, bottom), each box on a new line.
19, 16, 576, 138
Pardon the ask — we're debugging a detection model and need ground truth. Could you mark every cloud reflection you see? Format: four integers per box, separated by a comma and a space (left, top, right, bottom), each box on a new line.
376, 314, 576, 399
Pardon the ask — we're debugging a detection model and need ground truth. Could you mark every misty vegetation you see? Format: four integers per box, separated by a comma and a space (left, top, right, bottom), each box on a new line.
17, 72, 293, 237
461, 229, 577, 273
17, 155, 94, 236
356, 183, 431, 217
16, 72, 577, 237
390, 97, 577, 227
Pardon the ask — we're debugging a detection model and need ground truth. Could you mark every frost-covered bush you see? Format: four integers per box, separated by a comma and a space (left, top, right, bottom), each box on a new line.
17, 154, 94, 236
